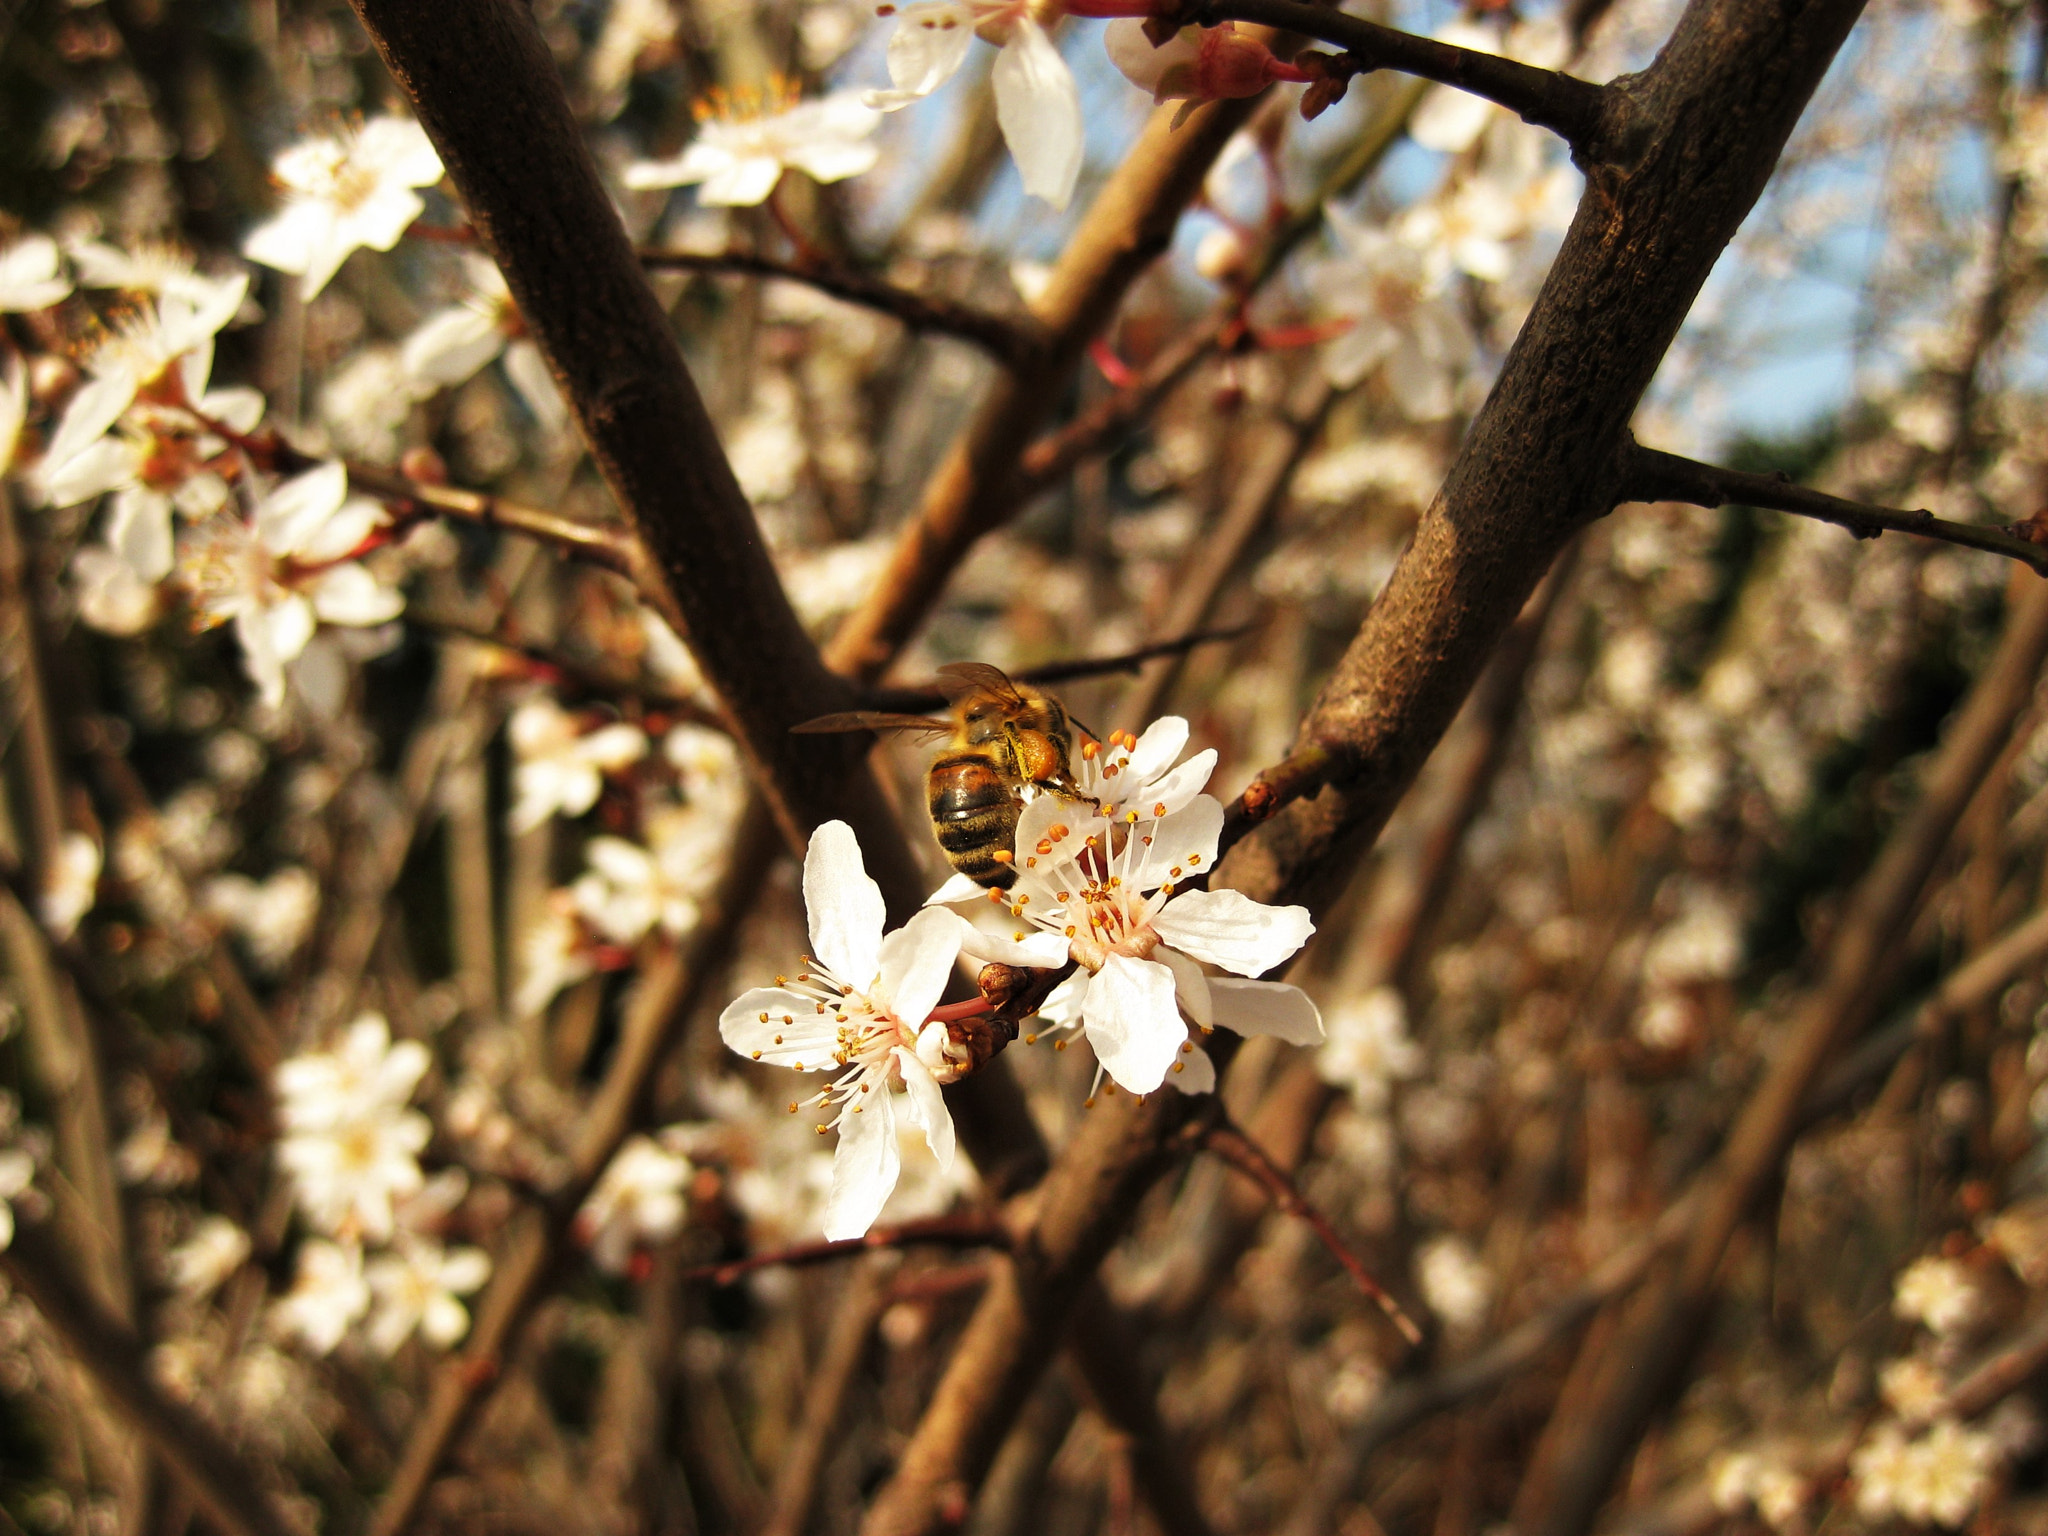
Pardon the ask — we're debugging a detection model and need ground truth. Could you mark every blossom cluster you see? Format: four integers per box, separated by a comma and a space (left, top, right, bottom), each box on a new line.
719, 715, 1320, 1238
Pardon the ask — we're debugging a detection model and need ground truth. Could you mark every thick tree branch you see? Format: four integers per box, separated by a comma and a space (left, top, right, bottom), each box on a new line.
345, 0, 923, 900
857, 0, 1870, 1523
2, 1220, 297, 1536
1189, 0, 1623, 161
637, 246, 1041, 365
1617, 439, 2048, 576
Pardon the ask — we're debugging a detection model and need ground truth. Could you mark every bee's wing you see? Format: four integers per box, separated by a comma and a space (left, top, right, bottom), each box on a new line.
933, 662, 1026, 707
791, 711, 955, 738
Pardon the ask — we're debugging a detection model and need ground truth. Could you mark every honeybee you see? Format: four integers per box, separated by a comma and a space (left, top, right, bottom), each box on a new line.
794, 663, 1097, 890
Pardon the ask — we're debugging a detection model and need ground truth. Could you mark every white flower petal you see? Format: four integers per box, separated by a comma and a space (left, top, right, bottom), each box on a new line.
256, 461, 349, 550
402, 306, 505, 388
822, 1087, 899, 1240
1172, 1043, 1216, 1094
1142, 748, 1218, 817
46, 371, 140, 474
308, 564, 405, 627
877, 906, 966, 1034
502, 340, 569, 436
958, 924, 1071, 968
1129, 794, 1223, 892
871, 2, 976, 105
804, 821, 886, 990
1208, 978, 1324, 1045
718, 986, 843, 1068
894, 1047, 956, 1172
992, 17, 1083, 210
1153, 888, 1314, 976
1123, 717, 1190, 786
696, 154, 787, 208
1158, 945, 1211, 1027
925, 871, 988, 906
1082, 953, 1186, 1095
107, 487, 175, 583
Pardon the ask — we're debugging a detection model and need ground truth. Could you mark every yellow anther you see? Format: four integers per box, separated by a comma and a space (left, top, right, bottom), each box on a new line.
751, 1050, 762, 1060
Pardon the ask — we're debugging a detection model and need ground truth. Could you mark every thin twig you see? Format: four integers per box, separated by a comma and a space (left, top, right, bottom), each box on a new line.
857, 628, 1251, 714
1616, 439, 2048, 576
1201, 1116, 1423, 1344
1191, 0, 1622, 160
343, 459, 641, 575
637, 246, 1041, 366
682, 1213, 1011, 1287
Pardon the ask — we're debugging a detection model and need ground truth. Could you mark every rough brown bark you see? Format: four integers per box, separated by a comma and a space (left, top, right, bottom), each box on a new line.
344, 0, 921, 902
855, 0, 1869, 1525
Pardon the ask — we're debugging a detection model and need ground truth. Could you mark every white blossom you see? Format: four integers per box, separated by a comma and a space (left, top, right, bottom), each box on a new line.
399, 254, 565, 433
507, 698, 648, 831
274, 1014, 432, 1243
1853, 1419, 2000, 1527
39, 831, 101, 941
624, 88, 881, 206
863, 0, 1083, 209
164, 1215, 250, 1298
274, 1239, 369, 1355
721, 822, 1001, 1240
1893, 1255, 1980, 1336
1307, 204, 1475, 419
930, 721, 1319, 1098
71, 543, 162, 635
578, 1134, 692, 1272
243, 116, 444, 299
202, 866, 320, 972
1317, 987, 1422, 1111
515, 895, 597, 1019
364, 1239, 491, 1353
42, 283, 249, 477
66, 239, 248, 319
1416, 1234, 1492, 1331
176, 461, 404, 709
